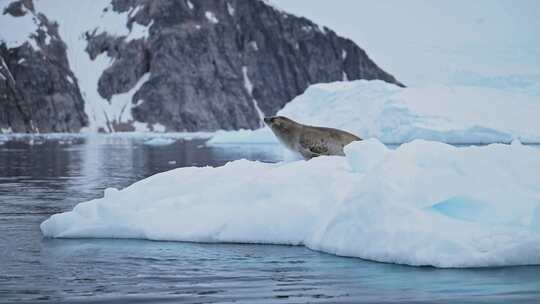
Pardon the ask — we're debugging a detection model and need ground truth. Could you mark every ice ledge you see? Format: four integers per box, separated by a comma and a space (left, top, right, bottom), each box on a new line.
41, 139, 540, 268
209, 80, 540, 145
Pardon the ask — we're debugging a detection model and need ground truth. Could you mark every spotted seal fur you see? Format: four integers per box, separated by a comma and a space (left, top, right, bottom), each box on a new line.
264, 116, 361, 159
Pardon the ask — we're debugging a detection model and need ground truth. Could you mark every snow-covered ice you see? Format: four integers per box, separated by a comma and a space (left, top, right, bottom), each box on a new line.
209, 80, 540, 145
41, 139, 540, 268
207, 128, 276, 145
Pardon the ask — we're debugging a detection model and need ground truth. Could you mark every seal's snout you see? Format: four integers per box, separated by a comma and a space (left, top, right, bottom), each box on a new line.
263, 117, 273, 125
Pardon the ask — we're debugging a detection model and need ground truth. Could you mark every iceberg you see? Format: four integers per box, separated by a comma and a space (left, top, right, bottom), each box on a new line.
41, 139, 540, 268
208, 80, 540, 145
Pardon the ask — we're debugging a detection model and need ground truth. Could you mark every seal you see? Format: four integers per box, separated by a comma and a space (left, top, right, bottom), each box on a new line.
264, 116, 361, 159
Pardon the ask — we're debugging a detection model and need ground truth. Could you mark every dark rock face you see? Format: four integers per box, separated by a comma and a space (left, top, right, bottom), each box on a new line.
0, 1, 88, 133
1, 0, 403, 133
88, 0, 403, 132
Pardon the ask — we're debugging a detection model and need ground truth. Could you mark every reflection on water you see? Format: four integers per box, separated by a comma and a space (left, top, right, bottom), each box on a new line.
0, 136, 539, 303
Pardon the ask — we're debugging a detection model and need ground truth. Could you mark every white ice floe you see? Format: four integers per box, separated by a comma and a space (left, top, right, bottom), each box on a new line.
143, 137, 176, 146
210, 80, 540, 145
41, 139, 540, 268
207, 128, 275, 145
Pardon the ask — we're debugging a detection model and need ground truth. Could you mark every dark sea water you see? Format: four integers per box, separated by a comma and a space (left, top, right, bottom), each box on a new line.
0, 136, 539, 304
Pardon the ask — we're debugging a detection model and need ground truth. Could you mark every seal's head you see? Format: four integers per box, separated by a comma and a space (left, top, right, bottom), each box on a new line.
264, 116, 300, 146
264, 116, 298, 134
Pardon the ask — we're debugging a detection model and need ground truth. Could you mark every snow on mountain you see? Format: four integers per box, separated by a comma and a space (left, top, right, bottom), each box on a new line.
209, 80, 540, 145
31, 0, 152, 132
0, 2, 39, 49
41, 138, 540, 267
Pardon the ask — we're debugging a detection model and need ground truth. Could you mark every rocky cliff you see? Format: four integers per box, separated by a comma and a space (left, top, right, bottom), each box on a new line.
0, 0, 87, 133
0, 0, 403, 133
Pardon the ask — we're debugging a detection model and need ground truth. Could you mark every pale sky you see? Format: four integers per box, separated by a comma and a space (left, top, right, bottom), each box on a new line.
272, 0, 540, 87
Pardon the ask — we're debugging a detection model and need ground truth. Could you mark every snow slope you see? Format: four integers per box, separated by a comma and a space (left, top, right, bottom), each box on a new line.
208, 80, 540, 145
0, 3, 39, 49
29, 0, 152, 132
41, 139, 540, 268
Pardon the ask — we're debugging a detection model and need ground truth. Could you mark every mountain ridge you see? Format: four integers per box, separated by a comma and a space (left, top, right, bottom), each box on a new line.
0, 0, 403, 133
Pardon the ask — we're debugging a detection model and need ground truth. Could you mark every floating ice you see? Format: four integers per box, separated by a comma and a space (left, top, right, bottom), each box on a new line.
143, 137, 176, 146
209, 80, 540, 145
41, 139, 540, 268
207, 128, 275, 145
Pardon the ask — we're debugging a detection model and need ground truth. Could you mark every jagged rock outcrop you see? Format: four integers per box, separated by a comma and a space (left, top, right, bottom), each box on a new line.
89, 0, 403, 132
0, 0, 403, 133
0, 0, 88, 133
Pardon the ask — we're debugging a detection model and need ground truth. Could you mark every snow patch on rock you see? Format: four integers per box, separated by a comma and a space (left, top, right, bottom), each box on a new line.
106, 73, 150, 129
242, 66, 264, 126
205, 11, 219, 24
0, 3, 39, 49
227, 2, 235, 16
127, 20, 153, 41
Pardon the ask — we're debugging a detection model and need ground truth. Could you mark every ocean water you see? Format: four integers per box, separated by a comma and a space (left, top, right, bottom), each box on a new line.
0, 136, 539, 303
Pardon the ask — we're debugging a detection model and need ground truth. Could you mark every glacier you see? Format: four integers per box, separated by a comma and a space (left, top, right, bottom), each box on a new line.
208, 80, 540, 145
41, 139, 540, 268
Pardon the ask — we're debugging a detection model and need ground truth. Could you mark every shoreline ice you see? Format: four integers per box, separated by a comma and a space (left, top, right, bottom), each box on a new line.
0, 131, 212, 142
